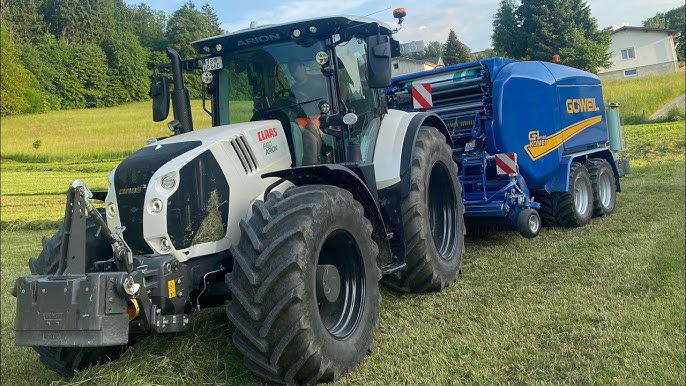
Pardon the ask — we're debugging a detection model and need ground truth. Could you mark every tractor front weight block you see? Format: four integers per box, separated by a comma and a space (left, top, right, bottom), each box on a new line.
14, 272, 130, 347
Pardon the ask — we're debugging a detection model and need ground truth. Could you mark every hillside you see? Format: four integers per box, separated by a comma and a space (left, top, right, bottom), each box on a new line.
602, 68, 686, 124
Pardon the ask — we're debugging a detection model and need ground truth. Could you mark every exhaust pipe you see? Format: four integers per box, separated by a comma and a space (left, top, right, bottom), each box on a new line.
166, 47, 193, 133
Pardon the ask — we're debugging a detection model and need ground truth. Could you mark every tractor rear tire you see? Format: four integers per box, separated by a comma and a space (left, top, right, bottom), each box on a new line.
27, 210, 134, 378
585, 158, 617, 216
227, 185, 380, 385
540, 162, 593, 227
383, 126, 464, 293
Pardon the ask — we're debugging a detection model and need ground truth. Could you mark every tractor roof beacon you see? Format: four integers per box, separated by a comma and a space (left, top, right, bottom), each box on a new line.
14, 9, 465, 384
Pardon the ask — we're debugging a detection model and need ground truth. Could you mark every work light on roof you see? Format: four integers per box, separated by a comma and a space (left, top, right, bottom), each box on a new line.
292, 29, 301, 38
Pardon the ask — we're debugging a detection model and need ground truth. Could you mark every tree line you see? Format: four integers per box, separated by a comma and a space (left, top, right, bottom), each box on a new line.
406, 1, 684, 75
1, 0, 223, 116
2, 1, 683, 116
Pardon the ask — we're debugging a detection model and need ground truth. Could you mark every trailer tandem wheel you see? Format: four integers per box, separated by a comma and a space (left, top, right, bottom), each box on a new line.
585, 158, 617, 217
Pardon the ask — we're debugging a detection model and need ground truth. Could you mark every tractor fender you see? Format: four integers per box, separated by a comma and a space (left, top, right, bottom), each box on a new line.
262, 165, 393, 269
374, 109, 453, 197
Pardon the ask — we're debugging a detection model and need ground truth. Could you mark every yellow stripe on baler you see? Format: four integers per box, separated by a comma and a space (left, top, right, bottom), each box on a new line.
524, 115, 602, 160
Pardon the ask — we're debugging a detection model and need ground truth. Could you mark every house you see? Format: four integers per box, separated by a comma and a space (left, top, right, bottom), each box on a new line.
391, 56, 444, 76
598, 26, 680, 80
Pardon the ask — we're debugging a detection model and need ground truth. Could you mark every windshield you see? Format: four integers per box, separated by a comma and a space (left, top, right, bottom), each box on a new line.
217, 40, 329, 125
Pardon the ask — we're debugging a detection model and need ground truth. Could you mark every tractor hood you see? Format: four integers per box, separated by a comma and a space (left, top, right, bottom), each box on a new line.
105, 120, 291, 262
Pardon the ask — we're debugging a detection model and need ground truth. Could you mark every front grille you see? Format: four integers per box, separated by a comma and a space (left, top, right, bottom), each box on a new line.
167, 150, 229, 250
114, 141, 201, 255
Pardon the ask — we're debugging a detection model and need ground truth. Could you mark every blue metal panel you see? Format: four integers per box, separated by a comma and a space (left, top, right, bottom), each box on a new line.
490, 61, 560, 190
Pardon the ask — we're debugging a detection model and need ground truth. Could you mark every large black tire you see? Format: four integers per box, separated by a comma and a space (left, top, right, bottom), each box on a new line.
383, 126, 464, 293
227, 186, 381, 385
28, 210, 133, 378
536, 191, 557, 226
538, 162, 593, 227
585, 158, 617, 217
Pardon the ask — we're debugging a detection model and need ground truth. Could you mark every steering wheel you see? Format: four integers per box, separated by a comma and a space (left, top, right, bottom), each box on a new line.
275, 89, 296, 99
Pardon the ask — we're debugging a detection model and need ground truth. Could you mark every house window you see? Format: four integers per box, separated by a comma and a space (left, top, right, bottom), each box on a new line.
624, 68, 638, 77
621, 48, 635, 60
393, 63, 399, 69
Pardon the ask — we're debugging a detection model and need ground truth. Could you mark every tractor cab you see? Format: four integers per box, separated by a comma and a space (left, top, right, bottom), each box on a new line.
153, 16, 401, 167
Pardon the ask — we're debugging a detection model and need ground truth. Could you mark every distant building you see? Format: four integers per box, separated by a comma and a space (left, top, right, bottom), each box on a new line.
598, 26, 680, 80
391, 56, 444, 76
400, 40, 425, 55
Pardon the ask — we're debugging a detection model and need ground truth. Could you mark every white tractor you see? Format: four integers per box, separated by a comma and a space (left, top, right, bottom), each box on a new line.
15, 10, 464, 384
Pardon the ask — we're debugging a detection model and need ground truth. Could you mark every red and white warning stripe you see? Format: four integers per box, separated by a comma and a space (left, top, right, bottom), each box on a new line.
411, 83, 433, 109
495, 152, 518, 175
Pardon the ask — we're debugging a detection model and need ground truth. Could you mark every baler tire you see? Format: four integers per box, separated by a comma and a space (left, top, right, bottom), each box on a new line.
382, 126, 464, 293
585, 158, 617, 217
555, 162, 593, 227
536, 192, 559, 227
27, 209, 134, 378
226, 186, 381, 385
516, 208, 541, 238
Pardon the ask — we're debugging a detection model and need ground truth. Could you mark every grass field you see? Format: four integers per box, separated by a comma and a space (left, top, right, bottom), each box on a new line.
1, 160, 684, 385
1, 73, 684, 384
602, 68, 685, 124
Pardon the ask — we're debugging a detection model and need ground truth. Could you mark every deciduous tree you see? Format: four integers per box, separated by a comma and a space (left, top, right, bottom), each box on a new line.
644, 5, 685, 61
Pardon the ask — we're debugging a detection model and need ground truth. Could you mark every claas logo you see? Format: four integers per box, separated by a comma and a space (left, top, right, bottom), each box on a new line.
566, 98, 600, 114
257, 128, 279, 142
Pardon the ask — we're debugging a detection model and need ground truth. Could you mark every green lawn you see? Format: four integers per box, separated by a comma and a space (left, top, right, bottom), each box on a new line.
1, 160, 684, 385
603, 68, 686, 124
0, 75, 684, 385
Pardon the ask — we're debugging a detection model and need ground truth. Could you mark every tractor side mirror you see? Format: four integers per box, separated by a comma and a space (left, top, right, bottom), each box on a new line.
366, 34, 392, 88
150, 74, 170, 122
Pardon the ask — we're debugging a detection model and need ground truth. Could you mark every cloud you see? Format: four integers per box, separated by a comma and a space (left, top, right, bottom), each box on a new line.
222, 0, 369, 33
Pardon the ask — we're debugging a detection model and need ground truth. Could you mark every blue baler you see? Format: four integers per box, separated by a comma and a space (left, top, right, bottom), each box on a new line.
388, 57, 630, 237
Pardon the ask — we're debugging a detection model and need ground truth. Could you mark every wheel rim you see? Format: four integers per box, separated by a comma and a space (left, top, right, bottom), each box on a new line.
316, 229, 365, 340
598, 172, 614, 208
427, 162, 458, 260
528, 213, 540, 233
574, 176, 590, 215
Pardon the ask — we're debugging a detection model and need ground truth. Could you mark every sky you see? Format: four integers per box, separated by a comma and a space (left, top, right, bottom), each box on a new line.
124, 0, 685, 51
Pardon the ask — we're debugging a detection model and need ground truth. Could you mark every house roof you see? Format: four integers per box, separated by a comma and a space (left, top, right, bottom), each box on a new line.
611, 26, 680, 35
393, 56, 443, 66
424, 57, 442, 66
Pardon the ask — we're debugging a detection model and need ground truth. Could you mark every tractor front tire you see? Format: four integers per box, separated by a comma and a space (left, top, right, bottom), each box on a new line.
227, 185, 381, 384
28, 210, 133, 378
585, 158, 617, 216
383, 126, 464, 293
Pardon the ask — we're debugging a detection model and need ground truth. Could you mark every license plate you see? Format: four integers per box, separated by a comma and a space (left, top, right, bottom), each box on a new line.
202, 56, 223, 71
